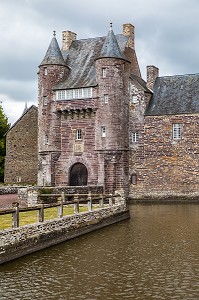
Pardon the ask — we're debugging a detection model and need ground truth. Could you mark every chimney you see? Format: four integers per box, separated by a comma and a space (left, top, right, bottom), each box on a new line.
123, 23, 134, 49
62, 31, 77, 51
146, 65, 159, 90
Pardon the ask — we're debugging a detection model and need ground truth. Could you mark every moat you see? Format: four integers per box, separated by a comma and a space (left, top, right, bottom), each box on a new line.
1, 203, 199, 299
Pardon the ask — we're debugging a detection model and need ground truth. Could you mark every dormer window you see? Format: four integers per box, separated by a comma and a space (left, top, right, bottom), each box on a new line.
56, 88, 92, 100
102, 68, 107, 78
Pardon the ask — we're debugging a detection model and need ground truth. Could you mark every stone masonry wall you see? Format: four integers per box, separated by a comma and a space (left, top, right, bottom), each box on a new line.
0, 204, 129, 264
4, 107, 38, 184
130, 114, 199, 198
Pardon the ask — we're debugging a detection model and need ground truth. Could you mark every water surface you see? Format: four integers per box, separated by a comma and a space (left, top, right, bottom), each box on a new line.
1, 204, 199, 299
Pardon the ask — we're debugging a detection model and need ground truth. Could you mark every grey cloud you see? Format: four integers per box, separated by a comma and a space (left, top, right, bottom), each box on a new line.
1, 0, 199, 122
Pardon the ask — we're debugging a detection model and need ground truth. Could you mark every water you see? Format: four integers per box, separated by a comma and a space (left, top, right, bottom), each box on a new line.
1, 204, 199, 299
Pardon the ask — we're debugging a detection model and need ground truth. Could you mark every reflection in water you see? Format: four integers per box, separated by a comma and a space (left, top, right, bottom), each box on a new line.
1, 204, 199, 299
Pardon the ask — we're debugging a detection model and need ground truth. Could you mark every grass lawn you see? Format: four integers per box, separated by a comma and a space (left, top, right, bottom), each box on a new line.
0, 204, 100, 231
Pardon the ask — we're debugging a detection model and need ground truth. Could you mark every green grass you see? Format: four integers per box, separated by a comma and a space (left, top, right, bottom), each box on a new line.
0, 204, 100, 231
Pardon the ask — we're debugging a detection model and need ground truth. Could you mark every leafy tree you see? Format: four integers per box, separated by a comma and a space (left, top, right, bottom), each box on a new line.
0, 105, 10, 182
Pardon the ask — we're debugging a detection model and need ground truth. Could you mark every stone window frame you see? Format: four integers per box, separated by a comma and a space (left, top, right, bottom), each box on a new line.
172, 123, 182, 140
101, 126, 106, 137
76, 129, 82, 140
44, 67, 48, 75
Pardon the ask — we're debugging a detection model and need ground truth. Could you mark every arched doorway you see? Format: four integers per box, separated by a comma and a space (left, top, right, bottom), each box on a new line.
69, 163, 88, 186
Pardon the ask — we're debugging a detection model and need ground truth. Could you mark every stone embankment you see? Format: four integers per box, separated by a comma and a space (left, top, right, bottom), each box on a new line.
0, 187, 19, 195
0, 204, 130, 264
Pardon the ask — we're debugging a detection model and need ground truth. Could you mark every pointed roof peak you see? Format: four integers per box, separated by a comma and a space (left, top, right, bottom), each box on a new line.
22, 102, 28, 115
99, 23, 129, 62
40, 32, 66, 67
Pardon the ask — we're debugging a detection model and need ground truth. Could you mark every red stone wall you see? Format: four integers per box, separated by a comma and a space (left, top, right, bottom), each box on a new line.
130, 114, 199, 198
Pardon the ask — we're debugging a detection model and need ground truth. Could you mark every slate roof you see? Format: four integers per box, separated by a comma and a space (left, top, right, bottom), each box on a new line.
130, 74, 151, 93
54, 34, 130, 90
146, 74, 199, 116
40, 36, 66, 67
99, 25, 129, 61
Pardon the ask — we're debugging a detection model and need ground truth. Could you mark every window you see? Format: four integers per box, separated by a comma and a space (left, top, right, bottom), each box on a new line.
56, 88, 92, 100
16, 176, 21, 183
131, 95, 138, 104
104, 94, 109, 103
131, 174, 137, 185
44, 68, 48, 75
102, 68, 107, 78
101, 126, 106, 137
45, 135, 49, 145
173, 123, 182, 139
76, 129, 82, 140
132, 132, 139, 143
43, 97, 48, 106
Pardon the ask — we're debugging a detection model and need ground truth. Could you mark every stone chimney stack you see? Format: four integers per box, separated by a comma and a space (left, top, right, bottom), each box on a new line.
146, 65, 159, 90
62, 31, 77, 51
123, 23, 134, 49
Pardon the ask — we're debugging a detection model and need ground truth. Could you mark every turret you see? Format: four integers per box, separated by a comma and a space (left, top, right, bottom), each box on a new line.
95, 24, 130, 195
95, 23, 130, 150
38, 31, 69, 186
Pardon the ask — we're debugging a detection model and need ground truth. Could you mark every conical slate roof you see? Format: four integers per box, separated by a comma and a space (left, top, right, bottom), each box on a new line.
40, 33, 66, 66
99, 24, 129, 61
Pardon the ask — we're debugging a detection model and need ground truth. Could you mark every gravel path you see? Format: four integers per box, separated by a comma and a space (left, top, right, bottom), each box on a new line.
0, 194, 18, 208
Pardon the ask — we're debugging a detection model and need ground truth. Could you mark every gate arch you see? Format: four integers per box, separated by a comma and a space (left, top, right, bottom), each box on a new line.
69, 163, 88, 186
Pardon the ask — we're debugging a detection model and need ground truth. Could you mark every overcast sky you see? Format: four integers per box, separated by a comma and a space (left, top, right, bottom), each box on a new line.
1, 0, 199, 124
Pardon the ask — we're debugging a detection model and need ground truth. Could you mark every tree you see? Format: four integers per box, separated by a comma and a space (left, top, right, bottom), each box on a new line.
0, 105, 10, 182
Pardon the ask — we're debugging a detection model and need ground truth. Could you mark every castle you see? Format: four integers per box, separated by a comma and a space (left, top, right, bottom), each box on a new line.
5, 23, 199, 199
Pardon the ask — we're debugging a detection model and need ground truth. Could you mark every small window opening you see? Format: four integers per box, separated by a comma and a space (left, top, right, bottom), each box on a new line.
101, 126, 106, 137
131, 95, 138, 104
132, 132, 139, 143
45, 135, 49, 145
44, 68, 48, 75
104, 94, 109, 103
131, 174, 137, 185
102, 68, 107, 78
76, 129, 82, 140
173, 123, 182, 140
43, 97, 48, 106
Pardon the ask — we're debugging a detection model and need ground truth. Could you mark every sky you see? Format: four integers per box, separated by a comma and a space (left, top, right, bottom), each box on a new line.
1, 0, 199, 125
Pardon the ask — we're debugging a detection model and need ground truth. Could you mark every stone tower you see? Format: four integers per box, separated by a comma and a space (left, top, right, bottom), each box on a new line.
95, 24, 131, 195
38, 32, 69, 186
37, 23, 139, 197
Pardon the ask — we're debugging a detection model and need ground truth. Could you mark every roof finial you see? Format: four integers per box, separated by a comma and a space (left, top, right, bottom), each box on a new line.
53, 30, 56, 37
110, 22, 113, 29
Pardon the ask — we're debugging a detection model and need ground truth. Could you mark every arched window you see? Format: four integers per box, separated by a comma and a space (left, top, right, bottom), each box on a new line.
69, 163, 88, 186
